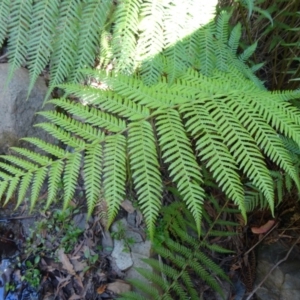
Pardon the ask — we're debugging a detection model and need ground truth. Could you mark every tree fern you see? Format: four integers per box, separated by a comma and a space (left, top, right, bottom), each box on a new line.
1, 9, 300, 238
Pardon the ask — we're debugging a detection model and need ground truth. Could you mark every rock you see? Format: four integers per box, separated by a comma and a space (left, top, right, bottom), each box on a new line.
0, 63, 54, 154
255, 241, 300, 300
111, 218, 153, 291
111, 240, 133, 271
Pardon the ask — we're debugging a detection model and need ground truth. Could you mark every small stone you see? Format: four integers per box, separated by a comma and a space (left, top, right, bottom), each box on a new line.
111, 240, 133, 271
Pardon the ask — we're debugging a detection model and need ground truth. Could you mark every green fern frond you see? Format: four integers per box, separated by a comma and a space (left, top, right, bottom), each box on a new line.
104, 135, 126, 226
207, 98, 274, 213
63, 152, 82, 209
17, 173, 33, 207
11, 147, 52, 166
31, 167, 47, 210
98, 30, 113, 68
27, 0, 60, 96
0, 155, 38, 172
239, 41, 257, 62
228, 22, 242, 54
21, 138, 66, 158
84, 143, 102, 216
70, 0, 112, 82
46, 160, 64, 208
216, 11, 231, 45
198, 25, 215, 76
5, 177, 20, 205
162, 2, 189, 83
48, 0, 82, 95
38, 111, 103, 142
136, 0, 164, 84
179, 103, 245, 218
0, 0, 10, 47
156, 110, 205, 233
51, 93, 149, 121
7, 0, 32, 81
128, 121, 162, 238
35, 123, 85, 150
112, 0, 141, 74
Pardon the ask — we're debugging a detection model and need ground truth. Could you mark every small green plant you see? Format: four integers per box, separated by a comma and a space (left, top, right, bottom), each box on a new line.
111, 220, 135, 253
22, 259, 41, 289
82, 248, 99, 273
20, 206, 84, 289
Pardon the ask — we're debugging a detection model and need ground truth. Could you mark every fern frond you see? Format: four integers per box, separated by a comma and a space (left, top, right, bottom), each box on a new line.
17, 173, 33, 207
112, 0, 141, 74
38, 111, 103, 142
104, 135, 126, 226
4, 177, 20, 205
179, 103, 245, 217
46, 160, 64, 208
156, 109, 205, 233
30, 167, 47, 210
48, 0, 81, 95
21, 138, 66, 158
35, 123, 85, 150
205, 98, 274, 213
228, 22, 242, 54
27, 0, 60, 95
70, 0, 112, 82
49, 98, 127, 132
0, 155, 38, 172
216, 10, 231, 45
128, 121, 162, 238
239, 41, 257, 62
63, 152, 82, 209
98, 30, 113, 68
136, 0, 164, 84
162, 2, 189, 83
0, 0, 10, 47
55, 87, 150, 121
198, 25, 215, 76
11, 147, 52, 166
84, 143, 102, 216
7, 0, 32, 80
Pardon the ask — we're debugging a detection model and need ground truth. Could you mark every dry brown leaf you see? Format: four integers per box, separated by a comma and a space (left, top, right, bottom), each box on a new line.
120, 200, 135, 213
251, 220, 275, 234
107, 279, 131, 294
57, 248, 76, 275
97, 284, 108, 294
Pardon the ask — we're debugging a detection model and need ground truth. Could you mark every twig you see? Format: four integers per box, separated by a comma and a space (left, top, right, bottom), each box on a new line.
0, 52, 8, 61
245, 236, 300, 300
